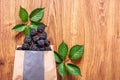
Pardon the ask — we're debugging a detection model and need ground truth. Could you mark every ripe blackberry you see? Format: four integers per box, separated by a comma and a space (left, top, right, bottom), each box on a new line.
40, 32, 47, 40
37, 40, 45, 47
39, 47, 45, 51
45, 46, 51, 51
37, 24, 45, 33
24, 36, 32, 44
41, 32, 47, 36
17, 47, 22, 50
44, 39, 50, 46
22, 43, 30, 50
31, 44, 40, 51
30, 29, 37, 36
32, 35, 39, 42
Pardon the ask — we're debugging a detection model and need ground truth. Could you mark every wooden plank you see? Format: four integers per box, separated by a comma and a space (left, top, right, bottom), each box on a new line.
0, 0, 120, 80
83, 0, 120, 80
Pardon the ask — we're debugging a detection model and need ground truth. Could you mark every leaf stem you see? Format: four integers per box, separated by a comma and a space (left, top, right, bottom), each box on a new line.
64, 57, 70, 63
62, 77, 65, 80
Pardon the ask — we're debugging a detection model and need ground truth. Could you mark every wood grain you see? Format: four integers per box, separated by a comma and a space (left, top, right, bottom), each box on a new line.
0, 0, 120, 80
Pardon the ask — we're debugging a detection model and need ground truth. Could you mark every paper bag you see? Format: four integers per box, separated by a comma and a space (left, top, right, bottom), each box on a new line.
13, 49, 57, 80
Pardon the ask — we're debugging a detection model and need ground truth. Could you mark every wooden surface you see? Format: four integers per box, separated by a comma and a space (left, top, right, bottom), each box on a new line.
0, 0, 120, 80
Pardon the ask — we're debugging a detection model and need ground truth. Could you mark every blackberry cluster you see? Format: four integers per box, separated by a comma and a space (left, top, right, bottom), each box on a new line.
17, 24, 51, 51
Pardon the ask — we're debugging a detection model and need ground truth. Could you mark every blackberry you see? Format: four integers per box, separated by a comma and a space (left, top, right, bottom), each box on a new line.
37, 24, 45, 33
17, 47, 22, 50
32, 35, 39, 42
22, 43, 30, 50
24, 36, 32, 44
44, 39, 50, 46
41, 32, 47, 37
45, 46, 51, 51
39, 47, 45, 51
40, 35, 46, 40
30, 29, 37, 36
37, 40, 45, 47
40, 32, 47, 40
31, 44, 40, 51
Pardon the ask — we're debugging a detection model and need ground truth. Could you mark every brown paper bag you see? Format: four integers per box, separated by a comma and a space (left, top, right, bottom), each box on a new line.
13, 47, 57, 80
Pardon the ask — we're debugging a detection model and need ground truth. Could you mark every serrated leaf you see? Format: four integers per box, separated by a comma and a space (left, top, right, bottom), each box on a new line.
12, 24, 26, 32
25, 27, 31, 36
19, 6, 28, 23
69, 45, 84, 60
58, 41, 68, 59
66, 64, 81, 76
58, 62, 66, 77
54, 51, 62, 63
30, 8, 44, 22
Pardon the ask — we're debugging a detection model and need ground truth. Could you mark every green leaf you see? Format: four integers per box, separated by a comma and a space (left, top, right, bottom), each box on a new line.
30, 8, 44, 22
25, 27, 31, 36
58, 62, 66, 77
69, 45, 84, 60
54, 51, 62, 63
19, 6, 28, 23
30, 21, 47, 30
58, 41, 68, 59
30, 22, 38, 30
66, 64, 81, 76
33, 21, 47, 27
31, 21, 44, 25
12, 24, 26, 32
